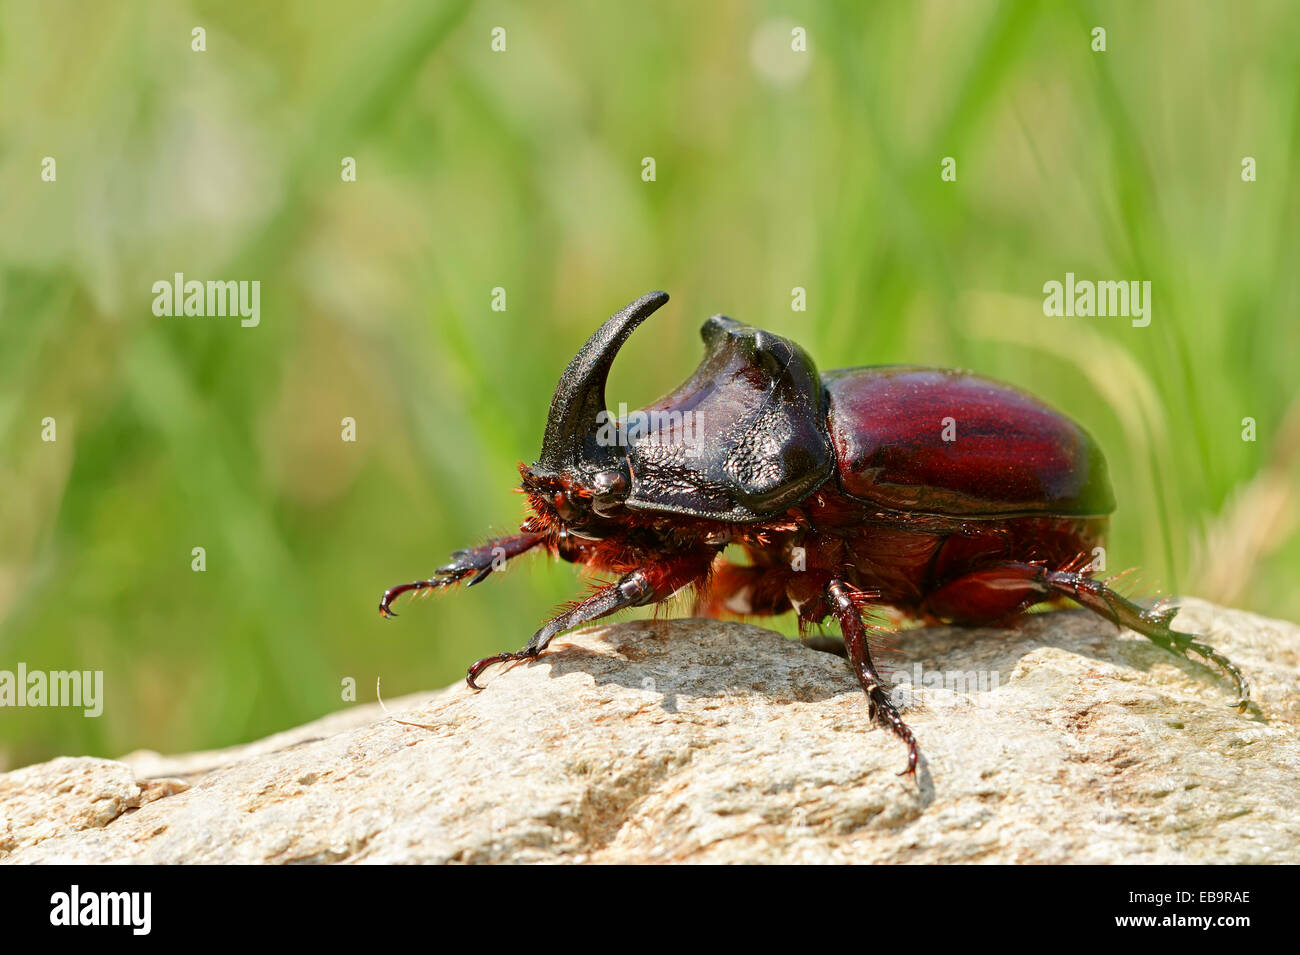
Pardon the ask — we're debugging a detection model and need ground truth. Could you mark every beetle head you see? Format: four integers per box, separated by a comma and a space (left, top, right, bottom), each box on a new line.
522, 291, 669, 536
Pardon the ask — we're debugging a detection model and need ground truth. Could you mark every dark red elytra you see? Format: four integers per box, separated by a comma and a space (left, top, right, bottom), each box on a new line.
380, 292, 1249, 777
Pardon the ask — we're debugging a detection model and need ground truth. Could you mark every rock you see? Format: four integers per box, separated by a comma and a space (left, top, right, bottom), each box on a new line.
3, 599, 1298, 864
0, 757, 187, 857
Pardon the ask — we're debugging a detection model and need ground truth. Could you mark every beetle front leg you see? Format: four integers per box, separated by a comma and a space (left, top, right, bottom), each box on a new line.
465, 572, 653, 688
378, 532, 543, 618
828, 579, 919, 777
466, 554, 713, 688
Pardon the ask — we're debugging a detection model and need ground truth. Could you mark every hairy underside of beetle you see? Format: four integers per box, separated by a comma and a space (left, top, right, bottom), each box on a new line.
522, 483, 1108, 623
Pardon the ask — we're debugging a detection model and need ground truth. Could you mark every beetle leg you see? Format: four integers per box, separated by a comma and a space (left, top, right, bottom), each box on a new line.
925, 563, 1250, 710
466, 570, 656, 688
827, 579, 919, 777
379, 532, 543, 618
1037, 567, 1250, 711
466, 553, 714, 688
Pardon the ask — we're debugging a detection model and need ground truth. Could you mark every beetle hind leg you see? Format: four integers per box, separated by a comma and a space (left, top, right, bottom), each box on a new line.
827, 579, 919, 777
1040, 568, 1250, 711
923, 563, 1249, 711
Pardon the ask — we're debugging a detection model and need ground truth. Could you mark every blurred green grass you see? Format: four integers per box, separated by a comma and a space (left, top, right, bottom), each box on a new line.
1, 0, 1297, 768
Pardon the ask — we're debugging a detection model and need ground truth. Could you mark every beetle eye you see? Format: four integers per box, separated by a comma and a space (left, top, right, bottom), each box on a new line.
590, 470, 629, 517
591, 470, 628, 497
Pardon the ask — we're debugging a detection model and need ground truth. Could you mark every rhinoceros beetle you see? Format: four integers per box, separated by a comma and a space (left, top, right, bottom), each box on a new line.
380, 291, 1249, 775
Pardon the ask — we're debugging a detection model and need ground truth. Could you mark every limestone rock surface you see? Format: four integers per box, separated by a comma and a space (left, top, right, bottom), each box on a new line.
3, 600, 1297, 863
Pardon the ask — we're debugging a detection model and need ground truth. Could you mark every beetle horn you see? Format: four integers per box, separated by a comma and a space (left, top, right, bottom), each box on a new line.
537, 290, 669, 472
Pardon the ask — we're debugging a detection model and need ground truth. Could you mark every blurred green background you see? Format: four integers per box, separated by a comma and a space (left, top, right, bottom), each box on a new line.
1, 0, 1297, 769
